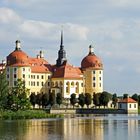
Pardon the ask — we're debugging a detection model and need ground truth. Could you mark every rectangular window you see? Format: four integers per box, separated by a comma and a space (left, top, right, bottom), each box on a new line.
48, 75, 50, 79
42, 82, 44, 86
99, 83, 101, 87
7, 68, 9, 72
93, 77, 96, 81
29, 81, 30, 86
129, 104, 131, 108
23, 68, 25, 71
7, 74, 9, 79
14, 74, 17, 78
14, 81, 16, 86
23, 74, 25, 78
41, 75, 44, 79
93, 71, 95, 74
93, 83, 96, 87
7, 81, 9, 86
134, 104, 136, 108
14, 68, 17, 72
37, 81, 39, 86
37, 75, 39, 79
81, 83, 83, 87
48, 82, 50, 86
99, 71, 102, 74
99, 77, 101, 80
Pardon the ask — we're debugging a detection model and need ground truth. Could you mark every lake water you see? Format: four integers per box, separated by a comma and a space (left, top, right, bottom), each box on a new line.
0, 114, 140, 140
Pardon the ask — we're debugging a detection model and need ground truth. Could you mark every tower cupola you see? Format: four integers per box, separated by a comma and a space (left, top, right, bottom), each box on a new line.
15, 40, 21, 50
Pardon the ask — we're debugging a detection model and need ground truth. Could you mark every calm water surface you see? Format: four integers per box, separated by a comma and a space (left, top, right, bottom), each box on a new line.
0, 114, 140, 140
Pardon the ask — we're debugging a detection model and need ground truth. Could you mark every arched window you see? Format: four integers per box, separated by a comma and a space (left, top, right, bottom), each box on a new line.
71, 82, 74, 86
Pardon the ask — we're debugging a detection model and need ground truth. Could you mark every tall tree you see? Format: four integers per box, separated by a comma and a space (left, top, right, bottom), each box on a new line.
138, 95, 140, 107
93, 93, 101, 108
78, 94, 85, 108
123, 94, 128, 99
49, 92, 55, 107
131, 93, 138, 101
9, 79, 30, 111
99, 91, 112, 108
0, 70, 9, 109
36, 93, 42, 108
70, 93, 77, 108
112, 93, 118, 108
85, 93, 91, 108
56, 93, 62, 107
42, 93, 49, 108
30, 93, 36, 108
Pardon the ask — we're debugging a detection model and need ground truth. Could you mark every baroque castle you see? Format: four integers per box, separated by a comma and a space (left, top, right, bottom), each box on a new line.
5, 31, 103, 98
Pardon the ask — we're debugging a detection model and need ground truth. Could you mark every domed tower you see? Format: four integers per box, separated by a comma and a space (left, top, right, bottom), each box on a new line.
6, 40, 31, 88
81, 45, 103, 94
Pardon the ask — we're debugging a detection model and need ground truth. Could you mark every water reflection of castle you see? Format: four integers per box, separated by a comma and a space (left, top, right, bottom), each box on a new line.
29, 115, 140, 140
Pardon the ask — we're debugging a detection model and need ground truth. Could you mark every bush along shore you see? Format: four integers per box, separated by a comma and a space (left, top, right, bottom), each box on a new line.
0, 110, 63, 120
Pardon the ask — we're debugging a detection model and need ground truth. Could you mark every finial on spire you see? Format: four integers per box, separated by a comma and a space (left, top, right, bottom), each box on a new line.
60, 26, 63, 47
89, 44, 94, 55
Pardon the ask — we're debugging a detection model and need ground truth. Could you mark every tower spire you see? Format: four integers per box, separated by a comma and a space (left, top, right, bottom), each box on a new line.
61, 29, 63, 47
56, 29, 67, 67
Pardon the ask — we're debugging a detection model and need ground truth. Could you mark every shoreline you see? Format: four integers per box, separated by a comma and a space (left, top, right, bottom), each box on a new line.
0, 110, 63, 120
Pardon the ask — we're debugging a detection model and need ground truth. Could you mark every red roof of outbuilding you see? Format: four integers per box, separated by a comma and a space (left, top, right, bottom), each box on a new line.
118, 97, 137, 103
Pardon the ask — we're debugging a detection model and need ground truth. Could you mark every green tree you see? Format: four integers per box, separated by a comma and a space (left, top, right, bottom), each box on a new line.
30, 93, 36, 108
10, 79, 30, 111
112, 93, 118, 108
123, 94, 128, 99
56, 93, 62, 107
138, 95, 140, 107
42, 93, 49, 108
0, 70, 9, 109
93, 93, 101, 108
131, 93, 138, 101
36, 93, 42, 108
100, 91, 112, 108
49, 92, 55, 107
78, 94, 85, 108
85, 93, 91, 108
70, 93, 77, 108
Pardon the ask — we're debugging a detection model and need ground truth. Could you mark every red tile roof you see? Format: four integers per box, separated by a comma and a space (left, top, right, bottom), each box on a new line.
81, 53, 103, 69
118, 97, 137, 103
29, 58, 51, 73
52, 62, 83, 79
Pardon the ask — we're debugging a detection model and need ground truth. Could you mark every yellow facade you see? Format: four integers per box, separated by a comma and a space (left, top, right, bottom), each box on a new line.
83, 68, 103, 94
51, 78, 84, 98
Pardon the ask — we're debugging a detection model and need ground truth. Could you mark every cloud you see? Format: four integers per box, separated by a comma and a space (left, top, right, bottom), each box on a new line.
19, 20, 89, 41
0, 7, 21, 24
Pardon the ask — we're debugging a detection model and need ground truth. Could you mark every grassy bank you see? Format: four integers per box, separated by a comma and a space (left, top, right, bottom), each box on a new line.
0, 110, 63, 120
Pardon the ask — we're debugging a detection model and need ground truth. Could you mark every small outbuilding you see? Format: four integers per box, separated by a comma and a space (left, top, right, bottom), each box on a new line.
118, 97, 138, 114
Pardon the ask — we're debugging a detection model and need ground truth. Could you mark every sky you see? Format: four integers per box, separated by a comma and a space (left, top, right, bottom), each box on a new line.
0, 0, 140, 95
